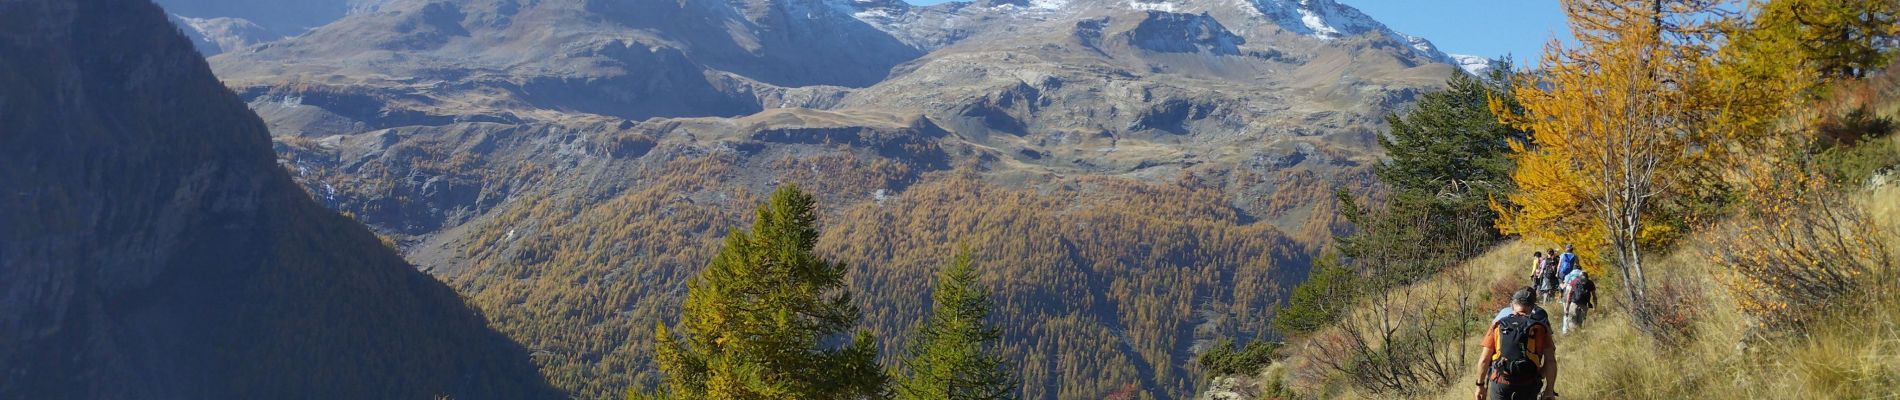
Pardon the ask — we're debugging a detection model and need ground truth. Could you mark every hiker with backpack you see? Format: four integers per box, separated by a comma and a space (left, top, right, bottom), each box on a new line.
1494, 282, 1552, 325
1493, 300, 1550, 324
1477, 288, 1559, 400
1529, 251, 1547, 288
1538, 248, 1561, 302
1562, 269, 1595, 335
1558, 245, 1579, 279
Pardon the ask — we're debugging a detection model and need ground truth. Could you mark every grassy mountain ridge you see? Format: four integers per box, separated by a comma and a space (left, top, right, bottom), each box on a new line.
1239, 182, 1897, 399
1206, 66, 1900, 399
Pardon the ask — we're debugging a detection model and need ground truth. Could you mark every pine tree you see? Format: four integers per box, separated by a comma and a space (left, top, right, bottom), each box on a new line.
894, 247, 1018, 400
645, 184, 886, 400
1375, 61, 1526, 201
1270, 251, 1356, 336
1324, 61, 1525, 288
1347, 61, 1528, 267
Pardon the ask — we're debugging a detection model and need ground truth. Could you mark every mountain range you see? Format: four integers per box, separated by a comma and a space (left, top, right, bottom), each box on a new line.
138, 0, 1487, 398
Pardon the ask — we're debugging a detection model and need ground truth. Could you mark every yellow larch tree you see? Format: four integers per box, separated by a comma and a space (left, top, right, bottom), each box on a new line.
1492, 0, 1734, 332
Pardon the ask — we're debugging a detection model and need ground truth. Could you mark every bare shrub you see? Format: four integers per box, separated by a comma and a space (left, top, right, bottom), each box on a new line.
1703, 168, 1896, 328
1302, 201, 1491, 396
1632, 274, 1702, 345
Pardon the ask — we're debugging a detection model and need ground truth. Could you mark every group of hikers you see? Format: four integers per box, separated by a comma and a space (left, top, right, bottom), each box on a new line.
1476, 245, 1597, 400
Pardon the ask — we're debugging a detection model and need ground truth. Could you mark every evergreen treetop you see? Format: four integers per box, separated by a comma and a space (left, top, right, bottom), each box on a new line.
647, 184, 886, 400
895, 247, 1018, 400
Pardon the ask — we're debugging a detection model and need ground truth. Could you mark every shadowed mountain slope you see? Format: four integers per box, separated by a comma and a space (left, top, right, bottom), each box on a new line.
0, 0, 562, 398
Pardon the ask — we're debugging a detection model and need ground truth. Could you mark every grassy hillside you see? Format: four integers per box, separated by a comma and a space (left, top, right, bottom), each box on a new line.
1204, 5, 1900, 397
1236, 179, 1898, 399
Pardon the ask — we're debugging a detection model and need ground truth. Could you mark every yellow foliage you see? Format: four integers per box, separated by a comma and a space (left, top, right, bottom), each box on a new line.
1491, 0, 1730, 278
1279, 1, 1900, 396
1694, 0, 1900, 325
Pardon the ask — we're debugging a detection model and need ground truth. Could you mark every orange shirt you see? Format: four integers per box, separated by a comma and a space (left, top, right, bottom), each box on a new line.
1482, 316, 1555, 380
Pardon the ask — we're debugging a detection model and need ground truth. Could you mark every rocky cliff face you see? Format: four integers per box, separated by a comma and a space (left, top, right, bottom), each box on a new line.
172, 0, 1468, 398
0, 0, 561, 398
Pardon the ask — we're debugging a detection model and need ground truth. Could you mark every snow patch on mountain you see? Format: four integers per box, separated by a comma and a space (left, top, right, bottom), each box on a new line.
1400, 33, 1439, 55
1400, 33, 1481, 68
1029, 0, 1070, 9
155, 0, 395, 55
822, 0, 912, 27
1243, 0, 1383, 39
976, 0, 1070, 12
169, 14, 274, 55
1450, 54, 1493, 75
1131, 0, 1178, 12
853, 7, 900, 21
1227, 0, 1474, 69
1295, 7, 1340, 37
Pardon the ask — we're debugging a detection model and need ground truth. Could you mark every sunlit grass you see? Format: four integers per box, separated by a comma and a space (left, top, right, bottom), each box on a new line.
1276, 187, 1899, 400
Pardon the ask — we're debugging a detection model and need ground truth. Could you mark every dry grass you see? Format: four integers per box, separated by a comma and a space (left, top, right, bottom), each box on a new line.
1265, 67, 1900, 400
1277, 242, 1530, 398
1271, 186, 1900, 400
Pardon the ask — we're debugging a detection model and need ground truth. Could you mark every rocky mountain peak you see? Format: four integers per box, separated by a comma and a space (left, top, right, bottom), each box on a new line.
1242, 0, 1384, 38
1124, 10, 1244, 55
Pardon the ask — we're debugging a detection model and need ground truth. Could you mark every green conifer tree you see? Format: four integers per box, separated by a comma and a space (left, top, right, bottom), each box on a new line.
1270, 251, 1357, 336
644, 184, 886, 400
1370, 61, 1525, 234
1275, 63, 1526, 337
1337, 61, 1527, 284
894, 247, 1018, 400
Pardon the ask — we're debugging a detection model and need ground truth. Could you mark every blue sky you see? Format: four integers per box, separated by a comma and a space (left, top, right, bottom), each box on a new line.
1342, 0, 1572, 64
902, 0, 1573, 67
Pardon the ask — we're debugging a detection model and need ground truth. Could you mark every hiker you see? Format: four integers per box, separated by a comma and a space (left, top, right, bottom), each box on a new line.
1544, 248, 1559, 275
1529, 251, 1546, 288
1562, 269, 1595, 335
1558, 245, 1580, 279
1494, 284, 1551, 325
1493, 299, 1550, 324
1539, 249, 1561, 302
1542, 246, 1573, 303
1477, 288, 1559, 400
